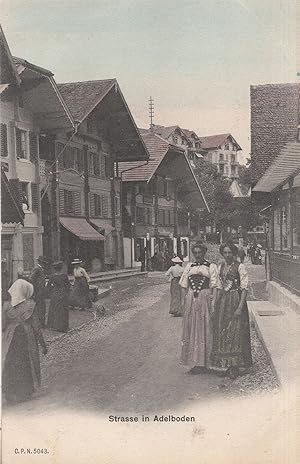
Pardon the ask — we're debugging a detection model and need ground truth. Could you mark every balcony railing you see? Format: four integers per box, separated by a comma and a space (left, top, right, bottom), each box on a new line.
271, 251, 300, 296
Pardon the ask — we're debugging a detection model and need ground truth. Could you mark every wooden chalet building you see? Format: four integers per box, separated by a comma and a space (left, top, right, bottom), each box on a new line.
40, 78, 149, 271
119, 132, 209, 267
0, 27, 73, 281
253, 143, 300, 301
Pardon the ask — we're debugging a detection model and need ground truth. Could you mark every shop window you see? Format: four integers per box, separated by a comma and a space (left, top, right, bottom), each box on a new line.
292, 194, 300, 251
16, 128, 27, 159
282, 205, 290, 251
273, 206, 281, 251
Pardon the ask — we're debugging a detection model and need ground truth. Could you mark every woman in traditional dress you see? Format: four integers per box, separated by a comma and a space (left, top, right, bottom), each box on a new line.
47, 261, 71, 332
179, 242, 218, 374
2, 279, 47, 404
211, 242, 252, 379
69, 259, 92, 310
165, 256, 184, 317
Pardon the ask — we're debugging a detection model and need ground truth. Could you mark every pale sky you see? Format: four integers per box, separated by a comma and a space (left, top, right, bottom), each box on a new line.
1, 0, 298, 163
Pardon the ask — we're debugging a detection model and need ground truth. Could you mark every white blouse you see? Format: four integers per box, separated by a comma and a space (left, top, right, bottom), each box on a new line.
179, 262, 219, 289
73, 266, 90, 282
216, 262, 249, 290
165, 264, 184, 281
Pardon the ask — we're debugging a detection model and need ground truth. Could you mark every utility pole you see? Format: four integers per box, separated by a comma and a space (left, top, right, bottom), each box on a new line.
149, 96, 154, 131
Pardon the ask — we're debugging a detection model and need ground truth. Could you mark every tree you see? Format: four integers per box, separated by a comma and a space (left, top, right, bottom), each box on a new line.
194, 159, 234, 236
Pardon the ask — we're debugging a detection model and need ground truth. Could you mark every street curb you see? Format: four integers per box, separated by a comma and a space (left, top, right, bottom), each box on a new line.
248, 303, 281, 386
90, 271, 148, 284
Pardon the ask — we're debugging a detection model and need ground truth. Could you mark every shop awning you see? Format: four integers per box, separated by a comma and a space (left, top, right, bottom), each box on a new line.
60, 217, 105, 241
90, 219, 115, 234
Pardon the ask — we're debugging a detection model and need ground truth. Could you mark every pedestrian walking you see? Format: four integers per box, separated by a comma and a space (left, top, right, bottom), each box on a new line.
211, 242, 252, 379
2, 279, 47, 404
238, 246, 246, 263
47, 261, 71, 333
69, 259, 92, 310
179, 241, 218, 374
29, 255, 48, 328
165, 256, 184, 317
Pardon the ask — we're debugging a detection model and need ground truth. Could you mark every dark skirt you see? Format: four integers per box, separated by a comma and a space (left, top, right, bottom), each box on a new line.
169, 277, 183, 316
3, 325, 35, 403
211, 289, 252, 370
69, 276, 92, 309
47, 289, 69, 332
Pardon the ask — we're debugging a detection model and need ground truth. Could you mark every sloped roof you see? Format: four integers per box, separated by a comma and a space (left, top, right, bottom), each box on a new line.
0, 25, 21, 88
119, 133, 209, 212
58, 79, 116, 123
120, 133, 171, 181
253, 142, 300, 192
182, 128, 199, 139
250, 83, 300, 184
199, 133, 242, 150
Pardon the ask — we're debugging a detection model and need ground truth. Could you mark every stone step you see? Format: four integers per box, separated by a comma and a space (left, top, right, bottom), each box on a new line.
248, 300, 300, 389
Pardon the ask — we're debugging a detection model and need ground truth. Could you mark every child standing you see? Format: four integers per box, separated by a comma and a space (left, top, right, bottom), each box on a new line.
165, 256, 184, 317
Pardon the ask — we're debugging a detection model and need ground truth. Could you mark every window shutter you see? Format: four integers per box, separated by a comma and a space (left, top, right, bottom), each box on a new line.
158, 209, 164, 226
170, 209, 175, 226
31, 183, 39, 212
29, 132, 38, 163
0, 123, 8, 157
77, 150, 84, 173
59, 189, 65, 215
74, 191, 81, 216
15, 127, 22, 158
90, 193, 95, 217
9, 179, 22, 206
89, 153, 93, 175
102, 196, 109, 218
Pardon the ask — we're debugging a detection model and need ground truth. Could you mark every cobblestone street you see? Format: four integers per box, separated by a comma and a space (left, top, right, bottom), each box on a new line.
3, 261, 278, 417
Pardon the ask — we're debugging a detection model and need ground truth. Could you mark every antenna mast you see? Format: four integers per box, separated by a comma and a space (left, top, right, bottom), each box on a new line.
149, 96, 154, 130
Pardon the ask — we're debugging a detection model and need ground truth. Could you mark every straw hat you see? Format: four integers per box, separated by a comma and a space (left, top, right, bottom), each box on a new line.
71, 258, 82, 265
37, 255, 49, 266
171, 256, 183, 263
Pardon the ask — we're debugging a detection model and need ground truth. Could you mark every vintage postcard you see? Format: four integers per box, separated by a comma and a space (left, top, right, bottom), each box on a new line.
1, 1, 300, 463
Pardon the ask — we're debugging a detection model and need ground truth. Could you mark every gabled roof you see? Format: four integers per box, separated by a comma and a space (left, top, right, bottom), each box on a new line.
58, 80, 149, 161
253, 142, 300, 192
58, 79, 116, 123
119, 133, 209, 212
120, 133, 172, 182
199, 133, 241, 150
181, 128, 199, 140
0, 25, 21, 86
10, 57, 75, 130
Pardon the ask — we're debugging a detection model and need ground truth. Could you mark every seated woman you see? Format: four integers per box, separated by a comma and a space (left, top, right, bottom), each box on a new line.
69, 259, 92, 310
179, 241, 218, 374
211, 242, 253, 379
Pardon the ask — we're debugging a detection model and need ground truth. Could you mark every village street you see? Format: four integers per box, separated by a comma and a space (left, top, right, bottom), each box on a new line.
3, 261, 277, 418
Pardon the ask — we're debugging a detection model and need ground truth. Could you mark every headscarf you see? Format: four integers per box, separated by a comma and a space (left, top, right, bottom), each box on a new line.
8, 279, 34, 307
